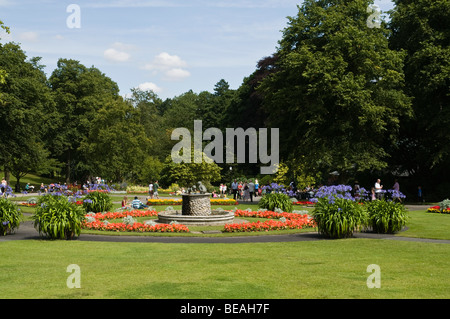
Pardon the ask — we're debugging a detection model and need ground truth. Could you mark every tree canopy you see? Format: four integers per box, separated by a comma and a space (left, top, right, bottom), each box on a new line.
0, 1, 448, 199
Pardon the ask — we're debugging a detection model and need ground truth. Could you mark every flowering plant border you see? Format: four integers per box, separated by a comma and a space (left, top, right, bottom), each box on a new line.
223, 209, 316, 233
81, 209, 189, 233
293, 201, 315, 206
427, 206, 450, 214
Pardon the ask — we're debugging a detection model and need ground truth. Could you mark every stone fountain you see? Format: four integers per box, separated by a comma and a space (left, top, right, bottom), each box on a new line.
157, 182, 235, 226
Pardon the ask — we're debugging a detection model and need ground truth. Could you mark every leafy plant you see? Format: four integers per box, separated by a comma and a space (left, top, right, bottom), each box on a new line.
258, 193, 293, 213
311, 196, 366, 239
439, 199, 450, 212
366, 200, 409, 234
0, 198, 22, 236
82, 191, 112, 213
32, 194, 86, 239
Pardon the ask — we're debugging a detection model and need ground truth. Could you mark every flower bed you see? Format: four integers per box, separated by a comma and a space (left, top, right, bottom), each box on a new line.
211, 198, 239, 205
87, 210, 159, 221
17, 202, 37, 207
293, 201, 315, 206
81, 209, 189, 233
223, 209, 316, 233
83, 219, 189, 233
147, 199, 182, 205
18, 200, 84, 207
427, 206, 450, 214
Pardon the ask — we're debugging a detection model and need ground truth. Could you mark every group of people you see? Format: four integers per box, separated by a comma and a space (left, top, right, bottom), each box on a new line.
230, 179, 260, 202
148, 181, 159, 199
121, 195, 149, 210
355, 178, 403, 202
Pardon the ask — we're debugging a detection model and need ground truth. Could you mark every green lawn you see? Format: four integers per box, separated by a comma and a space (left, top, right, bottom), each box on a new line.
0, 239, 448, 299
1, 199, 449, 299
397, 209, 450, 240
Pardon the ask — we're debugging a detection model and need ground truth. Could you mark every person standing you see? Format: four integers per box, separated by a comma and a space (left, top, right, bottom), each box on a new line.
243, 182, 250, 201
1, 178, 6, 197
231, 179, 238, 200
418, 186, 423, 203
392, 179, 401, 202
153, 181, 160, 199
248, 180, 255, 202
375, 179, 383, 200
148, 182, 154, 199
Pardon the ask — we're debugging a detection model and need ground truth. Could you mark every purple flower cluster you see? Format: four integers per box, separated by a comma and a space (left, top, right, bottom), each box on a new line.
262, 183, 286, 193
310, 184, 406, 203
311, 185, 355, 203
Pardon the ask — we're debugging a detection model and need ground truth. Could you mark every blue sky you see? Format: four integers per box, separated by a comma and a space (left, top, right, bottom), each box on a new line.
0, 0, 394, 100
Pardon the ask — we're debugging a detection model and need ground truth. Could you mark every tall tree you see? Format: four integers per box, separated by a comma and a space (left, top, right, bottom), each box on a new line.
78, 98, 152, 182
258, 0, 412, 182
0, 43, 56, 190
48, 59, 119, 182
388, 0, 450, 194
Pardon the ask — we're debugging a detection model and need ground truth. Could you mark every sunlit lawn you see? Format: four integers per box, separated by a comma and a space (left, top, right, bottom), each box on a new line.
2, 195, 449, 299
0, 238, 449, 299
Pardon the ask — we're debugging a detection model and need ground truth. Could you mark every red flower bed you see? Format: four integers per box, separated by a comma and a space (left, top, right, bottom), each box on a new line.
81, 209, 189, 233
427, 206, 450, 214
88, 210, 159, 221
293, 201, 315, 205
83, 219, 189, 233
223, 209, 316, 232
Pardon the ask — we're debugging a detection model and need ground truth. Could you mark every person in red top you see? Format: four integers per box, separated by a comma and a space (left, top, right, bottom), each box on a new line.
237, 181, 243, 200
121, 196, 129, 209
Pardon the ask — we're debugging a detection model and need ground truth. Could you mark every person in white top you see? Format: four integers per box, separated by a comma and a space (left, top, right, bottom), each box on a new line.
375, 179, 383, 200
148, 182, 154, 199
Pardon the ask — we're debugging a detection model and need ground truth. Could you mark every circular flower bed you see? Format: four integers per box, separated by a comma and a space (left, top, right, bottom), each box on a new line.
80, 208, 316, 235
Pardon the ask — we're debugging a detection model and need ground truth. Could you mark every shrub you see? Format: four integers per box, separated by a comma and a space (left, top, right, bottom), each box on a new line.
439, 199, 450, 212
311, 196, 366, 239
366, 200, 409, 234
0, 198, 22, 236
32, 194, 86, 239
258, 193, 293, 213
83, 191, 112, 213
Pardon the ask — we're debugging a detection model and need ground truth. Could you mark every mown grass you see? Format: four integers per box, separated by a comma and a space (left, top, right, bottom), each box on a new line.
0, 239, 448, 299
1, 196, 449, 299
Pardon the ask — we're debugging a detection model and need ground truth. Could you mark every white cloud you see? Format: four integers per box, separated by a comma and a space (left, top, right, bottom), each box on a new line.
144, 52, 190, 81
144, 52, 187, 71
104, 48, 130, 62
137, 82, 162, 93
